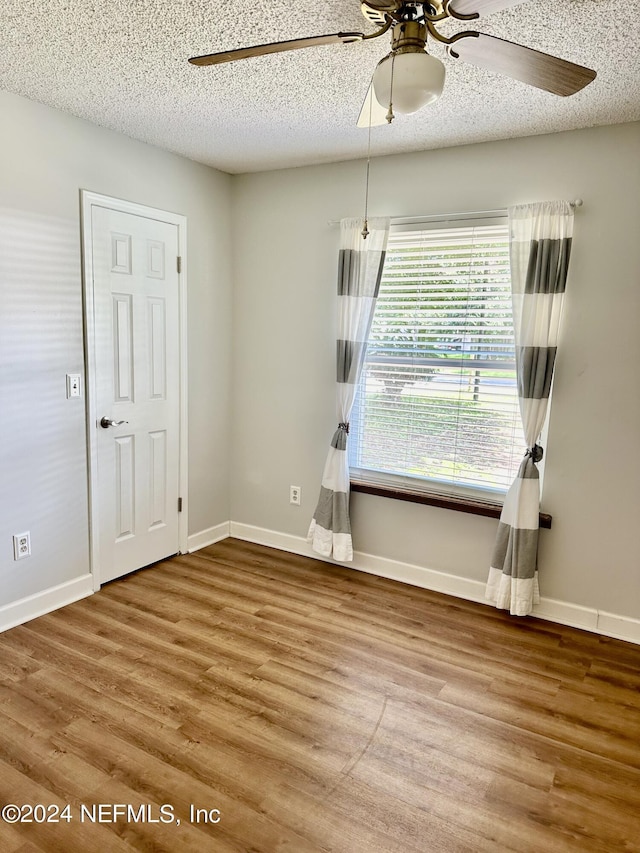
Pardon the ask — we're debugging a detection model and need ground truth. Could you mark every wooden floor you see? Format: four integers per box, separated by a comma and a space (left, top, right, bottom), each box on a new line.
0, 539, 639, 852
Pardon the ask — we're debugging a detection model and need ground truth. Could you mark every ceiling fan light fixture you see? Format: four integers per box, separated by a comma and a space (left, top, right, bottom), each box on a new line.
373, 50, 446, 114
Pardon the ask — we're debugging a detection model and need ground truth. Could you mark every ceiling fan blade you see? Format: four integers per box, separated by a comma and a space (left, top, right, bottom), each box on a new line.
448, 33, 597, 95
356, 81, 389, 127
448, 0, 531, 18
189, 32, 365, 66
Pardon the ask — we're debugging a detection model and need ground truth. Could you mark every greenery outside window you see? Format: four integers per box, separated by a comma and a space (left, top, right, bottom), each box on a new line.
349, 214, 524, 503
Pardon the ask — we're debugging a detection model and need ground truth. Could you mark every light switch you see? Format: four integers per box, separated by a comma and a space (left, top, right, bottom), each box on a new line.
66, 374, 82, 398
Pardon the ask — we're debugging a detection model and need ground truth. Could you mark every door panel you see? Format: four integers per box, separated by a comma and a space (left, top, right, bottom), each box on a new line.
147, 240, 166, 279
113, 294, 133, 401
92, 205, 180, 583
115, 434, 135, 540
148, 297, 167, 400
149, 429, 168, 529
111, 233, 132, 274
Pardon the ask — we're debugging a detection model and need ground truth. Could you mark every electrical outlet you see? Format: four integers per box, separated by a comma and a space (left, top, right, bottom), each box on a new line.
289, 485, 301, 506
13, 532, 31, 560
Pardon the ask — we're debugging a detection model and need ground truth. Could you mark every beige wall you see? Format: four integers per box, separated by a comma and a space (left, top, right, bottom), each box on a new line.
0, 90, 232, 607
230, 122, 640, 619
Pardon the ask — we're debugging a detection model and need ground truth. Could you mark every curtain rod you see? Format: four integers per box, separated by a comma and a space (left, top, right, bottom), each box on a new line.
327, 199, 583, 227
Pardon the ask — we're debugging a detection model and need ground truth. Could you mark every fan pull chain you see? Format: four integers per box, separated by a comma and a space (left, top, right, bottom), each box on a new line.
361, 80, 374, 240
386, 52, 396, 123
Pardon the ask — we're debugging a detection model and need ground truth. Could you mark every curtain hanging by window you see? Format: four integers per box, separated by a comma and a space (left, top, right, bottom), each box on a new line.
486, 200, 574, 616
308, 216, 390, 561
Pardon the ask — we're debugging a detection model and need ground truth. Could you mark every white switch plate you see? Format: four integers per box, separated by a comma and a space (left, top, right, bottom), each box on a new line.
66, 374, 82, 398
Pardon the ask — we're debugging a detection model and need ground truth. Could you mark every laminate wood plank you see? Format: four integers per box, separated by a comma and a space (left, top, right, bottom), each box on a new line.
558, 631, 640, 667
58, 594, 265, 677
0, 538, 639, 852
201, 538, 357, 586
249, 639, 449, 712
3, 677, 320, 850
182, 710, 342, 799
0, 706, 105, 797
552, 681, 640, 742
256, 602, 562, 695
91, 591, 293, 676
198, 606, 494, 698
94, 612, 275, 686
3, 634, 193, 730
584, 658, 640, 706
34, 662, 335, 815
195, 665, 383, 760
262, 778, 434, 853
440, 681, 640, 768
169, 552, 357, 614
23, 612, 124, 661
551, 760, 640, 809
547, 787, 640, 852
12, 841, 48, 853
24, 667, 211, 769
83, 778, 237, 853
171, 548, 358, 612
99, 578, 220, 625
44, 607, 213, 680
331, 586, 596, 665
0, 759, 134, 852
252, 653, 561, 792
488, 775, 640, 852
309, 597, 589, 683
60, 719, 317, 853
0, 643, 45, 684
480, 776, 610, 852
0, 677, 77, 735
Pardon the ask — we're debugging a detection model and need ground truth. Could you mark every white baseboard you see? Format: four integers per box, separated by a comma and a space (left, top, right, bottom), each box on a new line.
229, 522, 640, 646
5, 523, 638, 646
596, 611, 640, 644
187, 521, 231, 553
0, 574, 94, 634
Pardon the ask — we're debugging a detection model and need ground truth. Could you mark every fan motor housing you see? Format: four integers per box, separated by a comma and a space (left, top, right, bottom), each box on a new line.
361, 1, 444, 26
361, 2, 404, 26
391, 21, 428, 52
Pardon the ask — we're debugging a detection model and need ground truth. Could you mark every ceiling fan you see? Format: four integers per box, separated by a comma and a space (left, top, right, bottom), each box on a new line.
188, 1, 596, 126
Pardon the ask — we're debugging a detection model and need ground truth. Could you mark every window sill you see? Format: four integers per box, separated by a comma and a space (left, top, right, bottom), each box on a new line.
350, 480, 552, 529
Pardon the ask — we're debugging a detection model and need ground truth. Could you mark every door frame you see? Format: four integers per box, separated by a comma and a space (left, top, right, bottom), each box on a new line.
80, 191, 189, 591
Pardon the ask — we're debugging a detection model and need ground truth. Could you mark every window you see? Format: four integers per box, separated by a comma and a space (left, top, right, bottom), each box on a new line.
349, 215, 523, 502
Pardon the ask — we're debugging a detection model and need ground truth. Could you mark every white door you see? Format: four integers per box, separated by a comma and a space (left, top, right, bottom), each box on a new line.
86, 199, 184, 584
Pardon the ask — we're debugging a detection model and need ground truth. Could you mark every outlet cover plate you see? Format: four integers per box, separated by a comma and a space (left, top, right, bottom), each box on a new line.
13, 532, 31, 560
290, 485, 301, 506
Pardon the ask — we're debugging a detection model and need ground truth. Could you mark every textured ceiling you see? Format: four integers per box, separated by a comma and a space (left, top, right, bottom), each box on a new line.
1, 1, 639, 174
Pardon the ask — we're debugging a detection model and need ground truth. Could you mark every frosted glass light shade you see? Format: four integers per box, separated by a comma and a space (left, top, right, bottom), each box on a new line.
373, 51, 446, 114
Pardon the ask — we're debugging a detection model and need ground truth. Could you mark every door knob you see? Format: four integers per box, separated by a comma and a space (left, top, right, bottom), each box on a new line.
100, 416, 129, 428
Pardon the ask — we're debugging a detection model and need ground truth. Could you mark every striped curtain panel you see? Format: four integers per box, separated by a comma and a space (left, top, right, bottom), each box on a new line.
486, 201, 574, 615
308, 217, 390, 561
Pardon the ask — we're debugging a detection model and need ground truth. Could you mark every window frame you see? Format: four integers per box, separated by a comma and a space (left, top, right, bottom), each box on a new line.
349, 210, 532, 509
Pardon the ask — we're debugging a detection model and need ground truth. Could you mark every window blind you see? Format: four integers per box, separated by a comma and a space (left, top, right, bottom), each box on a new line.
349, 220, 523, 497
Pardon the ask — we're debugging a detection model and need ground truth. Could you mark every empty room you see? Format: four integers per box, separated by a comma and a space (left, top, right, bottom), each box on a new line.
0, 1, 639, 850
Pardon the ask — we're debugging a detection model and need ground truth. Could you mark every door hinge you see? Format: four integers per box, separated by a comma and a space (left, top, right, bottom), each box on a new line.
178, 497, 183, 512
177, 255, 182, 274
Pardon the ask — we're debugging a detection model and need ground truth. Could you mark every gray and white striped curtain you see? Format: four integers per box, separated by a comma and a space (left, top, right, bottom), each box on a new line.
308, 217, 390, 561
486, 200, 573, 615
